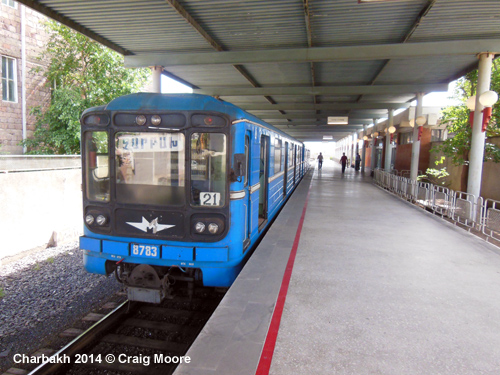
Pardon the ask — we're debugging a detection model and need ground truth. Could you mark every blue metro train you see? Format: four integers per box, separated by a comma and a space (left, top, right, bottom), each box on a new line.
79, 93, 309, 302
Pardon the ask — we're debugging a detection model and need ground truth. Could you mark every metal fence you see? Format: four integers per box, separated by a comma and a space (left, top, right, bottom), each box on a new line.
373, 169, 500, 244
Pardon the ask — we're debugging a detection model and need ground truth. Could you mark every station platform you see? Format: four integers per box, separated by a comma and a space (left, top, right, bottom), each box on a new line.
174, 160, 500, 375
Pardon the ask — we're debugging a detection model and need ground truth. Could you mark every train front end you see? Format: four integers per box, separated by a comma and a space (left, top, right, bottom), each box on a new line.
79, 94, 242, 303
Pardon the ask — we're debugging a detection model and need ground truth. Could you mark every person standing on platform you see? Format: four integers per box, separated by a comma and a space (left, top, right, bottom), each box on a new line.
355, 153, 361, 171
340, 152, 348, 173
317, 152, 324, 170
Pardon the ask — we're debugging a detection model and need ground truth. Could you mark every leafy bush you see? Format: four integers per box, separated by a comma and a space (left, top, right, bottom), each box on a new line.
23, 21, 150, 154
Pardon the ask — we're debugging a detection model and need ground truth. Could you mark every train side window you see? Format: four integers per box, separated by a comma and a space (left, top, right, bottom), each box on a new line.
274, 138, 282, 174
84, 131, 110, 202
288, 144, 293, 167
190, 133, 227, 206
244, 135, 250, 187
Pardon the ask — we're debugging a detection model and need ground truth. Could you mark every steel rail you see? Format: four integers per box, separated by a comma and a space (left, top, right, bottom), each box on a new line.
28, 300, 134, 375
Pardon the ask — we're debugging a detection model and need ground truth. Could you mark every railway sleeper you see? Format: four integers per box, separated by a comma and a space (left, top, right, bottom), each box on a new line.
101, 334, 189, 353
123, 318, 199, 338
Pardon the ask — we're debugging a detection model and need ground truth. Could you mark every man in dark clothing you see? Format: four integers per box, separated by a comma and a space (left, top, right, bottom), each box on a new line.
317, 152, 324, 169
355, 153, 361, 171
340, 152, 348, 173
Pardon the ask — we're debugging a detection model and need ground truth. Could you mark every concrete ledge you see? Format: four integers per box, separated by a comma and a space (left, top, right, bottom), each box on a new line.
0, 168, 82, 259
0, 155, 80, 172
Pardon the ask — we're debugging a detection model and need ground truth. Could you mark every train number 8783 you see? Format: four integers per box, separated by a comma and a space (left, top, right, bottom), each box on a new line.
132, 244, 160, 258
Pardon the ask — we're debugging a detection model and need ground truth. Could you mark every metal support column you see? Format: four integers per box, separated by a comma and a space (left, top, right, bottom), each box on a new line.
385, 109, 394, 172
151, 66, 162, 93
370, 119, 378, 171
352, 132, 357, 168
410, 93, 424, 180
467, 53, 494, 198
361, 125, 367, 173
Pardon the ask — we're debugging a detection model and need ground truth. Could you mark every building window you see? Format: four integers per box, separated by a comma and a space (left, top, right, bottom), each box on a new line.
2, 56, 17, 102
399, 132, 413, 145
431, 129, 447, 142
2, 0, 17, 8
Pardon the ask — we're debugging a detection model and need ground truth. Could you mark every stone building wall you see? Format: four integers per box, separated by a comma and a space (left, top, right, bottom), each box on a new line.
0, 2, 51, 155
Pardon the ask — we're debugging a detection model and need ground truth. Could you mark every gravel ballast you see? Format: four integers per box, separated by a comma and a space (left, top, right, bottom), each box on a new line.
0, 241, 123, 372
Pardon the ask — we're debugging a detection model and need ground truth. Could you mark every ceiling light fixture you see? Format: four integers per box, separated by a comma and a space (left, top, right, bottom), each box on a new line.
327, 116, 348, 125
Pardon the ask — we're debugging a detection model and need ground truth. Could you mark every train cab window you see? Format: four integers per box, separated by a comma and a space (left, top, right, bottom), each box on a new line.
114, 132, 186, 206
84, 132, 110, 202
190, 133, 227, 207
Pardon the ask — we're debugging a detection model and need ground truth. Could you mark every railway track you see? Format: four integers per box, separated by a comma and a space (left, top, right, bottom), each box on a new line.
28, 287, 224, 375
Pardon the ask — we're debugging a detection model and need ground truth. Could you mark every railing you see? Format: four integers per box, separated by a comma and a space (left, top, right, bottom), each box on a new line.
374, 169, 500, 244
483, 199, 500, 241
399, 169, 423, 178
431, 185, 452, 217
451, 191, 482, 228
415, 181, 431, 207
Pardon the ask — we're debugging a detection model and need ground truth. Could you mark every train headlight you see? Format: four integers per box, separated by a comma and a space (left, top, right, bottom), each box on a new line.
135, 115, 147, 126
195, 222, 206, 233
85, 214, 95, 225
96, 215, 107, 226
151, 115, 162, 126
208, 223, 219, 234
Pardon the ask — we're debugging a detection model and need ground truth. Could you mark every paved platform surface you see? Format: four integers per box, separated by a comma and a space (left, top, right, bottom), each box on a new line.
175, 160, 500, 375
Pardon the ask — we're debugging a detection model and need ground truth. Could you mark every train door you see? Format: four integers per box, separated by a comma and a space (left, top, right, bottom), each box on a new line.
259, 135, 269, 229
244, 132, 251, 250
283, 141, 288, 196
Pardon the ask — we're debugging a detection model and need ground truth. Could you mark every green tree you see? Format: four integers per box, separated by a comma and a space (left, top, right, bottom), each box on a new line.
433, 61, 500, 191
418, 156, 450, 186
23, 21, 150, 154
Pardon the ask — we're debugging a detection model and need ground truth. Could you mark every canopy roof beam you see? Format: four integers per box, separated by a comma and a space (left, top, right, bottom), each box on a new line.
269, 120, 368, 125
164, 0, 284, 113
258, 113, 386, 120
241, 102, 410, 110
197, 84, 447, 96
274, 126, 364, 131
355, 0, 439, 105
125, 40, 500, 68
16, 0, 130, 55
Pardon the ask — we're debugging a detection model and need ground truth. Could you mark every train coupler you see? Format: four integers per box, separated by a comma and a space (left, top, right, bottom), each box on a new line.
120, 264, 171, 304
117, 264, 199, 303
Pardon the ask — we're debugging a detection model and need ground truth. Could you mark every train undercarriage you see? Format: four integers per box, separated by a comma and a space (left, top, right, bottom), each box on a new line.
113, 262, 203, 303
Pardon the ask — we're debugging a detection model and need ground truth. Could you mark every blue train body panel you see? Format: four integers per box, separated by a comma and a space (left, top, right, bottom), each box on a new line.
80, 93, 309, 291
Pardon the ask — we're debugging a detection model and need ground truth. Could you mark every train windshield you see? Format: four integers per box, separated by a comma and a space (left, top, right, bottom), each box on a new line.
190, 133, 227, 207
115, 132, 186, 206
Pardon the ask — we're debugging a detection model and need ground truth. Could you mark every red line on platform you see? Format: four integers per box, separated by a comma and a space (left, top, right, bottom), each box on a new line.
255, 184, 311, 375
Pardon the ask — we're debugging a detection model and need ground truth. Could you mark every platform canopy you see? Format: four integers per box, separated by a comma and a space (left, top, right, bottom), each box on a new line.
17, 0, 500, 142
